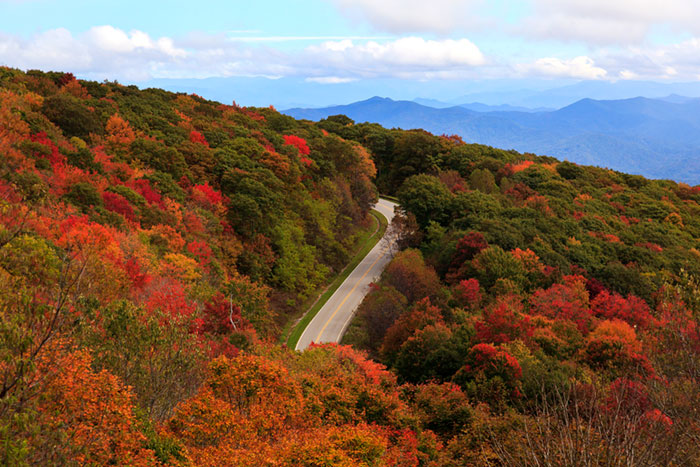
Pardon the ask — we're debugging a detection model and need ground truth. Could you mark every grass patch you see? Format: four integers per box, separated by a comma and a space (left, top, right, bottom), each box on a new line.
285, 208, 388, 349
380, 194, 399, 203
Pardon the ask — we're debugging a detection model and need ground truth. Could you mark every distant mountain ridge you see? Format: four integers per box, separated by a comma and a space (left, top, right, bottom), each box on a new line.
454, 80, 700, 108
141, 76, 700, 110
412, 98, 552, 113
284, 96, 700, 184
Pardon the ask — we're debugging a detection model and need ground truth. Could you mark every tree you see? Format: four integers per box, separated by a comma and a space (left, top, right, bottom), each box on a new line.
0, 227, 103, 427
41, 93, 103, 139
453, 343, 522, 405
105, 113, 136, 151
381, 297, 443, 363
394, 323, 461, 383
272, 424, 389, 467
166, 354, 308, 465
490, 381, 692, 467
475, 297, 532, 345
529, 275, 593, 333
82, 298, 204, 421
471, 246, 527, 292
469, 168, 497, 194
226, 274, 275, 337
202, 295, 240, 337
383, 249, 442, 304
130, 139, 187, 179
282, 134, 310, 156
357, 285, 408, 352
449, 232, 489, 274
402, 382, 472, 439
64, 182, 102, 210
384, 211, 422, 252
591, 290, 653, 329
397, 174, 453, 228
189, 130, 209, 147
452, 278, 482, 311
583, 319, 653, 378
102, 190, 136, 221
389, 130, 443, 188
17, 347, 157, 466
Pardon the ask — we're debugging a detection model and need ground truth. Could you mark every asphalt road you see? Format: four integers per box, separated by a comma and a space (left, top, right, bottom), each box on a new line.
295, 198, 398, 351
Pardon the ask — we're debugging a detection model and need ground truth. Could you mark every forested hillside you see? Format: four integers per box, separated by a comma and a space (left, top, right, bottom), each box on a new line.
0, 68, 428, 465
328, 116, 700, 465
2, 67, 700, 466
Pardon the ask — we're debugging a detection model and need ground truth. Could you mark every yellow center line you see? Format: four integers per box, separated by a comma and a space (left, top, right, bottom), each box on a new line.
314, 245, 388, 343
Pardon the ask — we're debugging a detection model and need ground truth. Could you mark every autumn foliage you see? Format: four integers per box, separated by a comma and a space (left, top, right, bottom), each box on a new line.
0, 68, 387, 464
2, 67, 700, 465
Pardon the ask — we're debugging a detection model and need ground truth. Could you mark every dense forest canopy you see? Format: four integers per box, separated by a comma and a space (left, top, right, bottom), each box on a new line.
1, 68, 699, 465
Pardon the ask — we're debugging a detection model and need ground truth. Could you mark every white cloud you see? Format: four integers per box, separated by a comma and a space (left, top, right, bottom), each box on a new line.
518, 15, 650, 45
328, 0, 700, 46
5, 23, 700, 84
321, 39, 354, 52
85, 25, 185, 57
305, 76, 357, 84
516, 56, 608, 79
329, 0, 486, 34
307, 37, 486, 76
0, 26, 190, 81
523, 0, 700, 44
87, 26, 139, 53
533, 0, 699, 25
0, 28, 91, 71
619, 70, 639, 80
596, 37, 700, 80
227, 35, 388, 43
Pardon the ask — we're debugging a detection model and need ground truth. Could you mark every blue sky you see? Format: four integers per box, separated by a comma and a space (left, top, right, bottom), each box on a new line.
2, 0, 700, 104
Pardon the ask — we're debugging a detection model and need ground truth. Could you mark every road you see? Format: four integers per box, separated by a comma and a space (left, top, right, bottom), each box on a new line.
295, 198, 398, 351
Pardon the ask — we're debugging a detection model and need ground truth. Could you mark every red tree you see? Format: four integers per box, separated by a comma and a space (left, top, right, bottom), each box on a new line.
450, 232, 488, 270
591, 290, 653, 329
192, 182, 224, 206
530, 275, 594, 333
475, 297, 532, 345
102, 191, 136, 221
452, 278, 482, 310
189, 130, 209, 147
381, 298, 443, 362
282, 134, 310, 156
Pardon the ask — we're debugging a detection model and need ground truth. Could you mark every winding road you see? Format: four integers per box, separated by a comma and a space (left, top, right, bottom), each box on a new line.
295, 198, 398, 351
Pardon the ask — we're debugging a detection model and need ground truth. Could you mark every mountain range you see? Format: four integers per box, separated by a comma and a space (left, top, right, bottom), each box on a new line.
284, 96, 700, 184
142, 76, 700, 110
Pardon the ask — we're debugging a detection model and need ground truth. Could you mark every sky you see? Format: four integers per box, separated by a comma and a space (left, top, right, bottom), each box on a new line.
2, 0, 700, 105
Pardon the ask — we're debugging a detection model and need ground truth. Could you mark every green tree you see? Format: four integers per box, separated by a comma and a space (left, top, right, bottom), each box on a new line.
398, 174, 453, 228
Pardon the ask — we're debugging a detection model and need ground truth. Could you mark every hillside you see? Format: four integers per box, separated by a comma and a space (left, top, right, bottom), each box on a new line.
2, 68, 700, 466
284, 96, 700, 183
332, 120, 700, 465
0, 68, 433, 465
